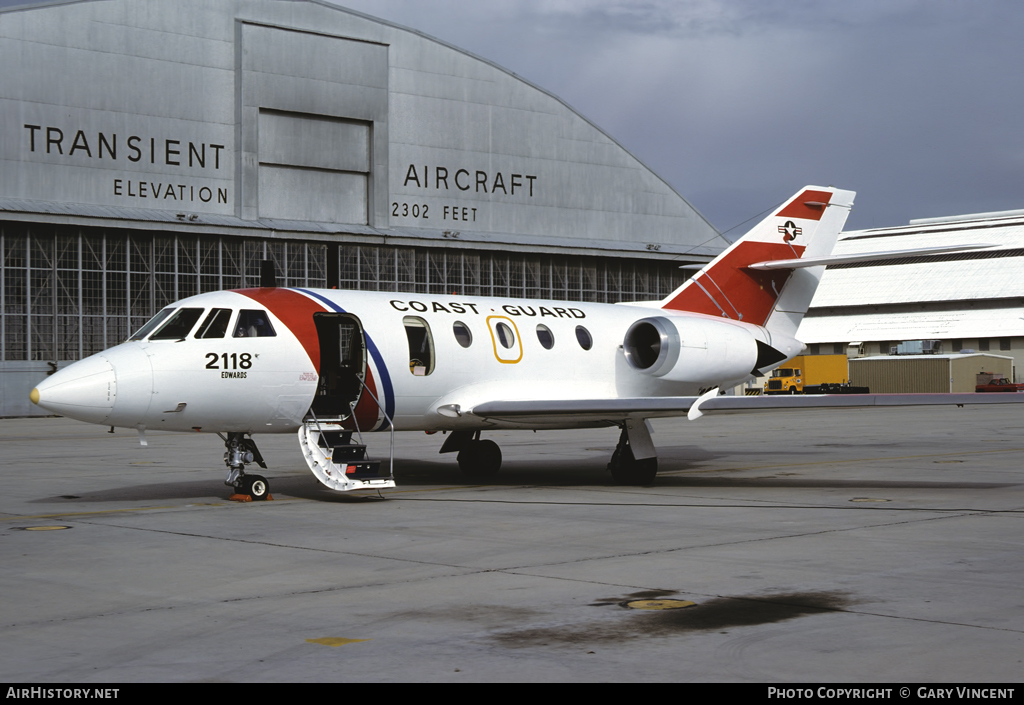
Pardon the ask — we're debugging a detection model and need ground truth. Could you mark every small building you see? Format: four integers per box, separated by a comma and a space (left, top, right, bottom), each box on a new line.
849, 353, 1012, 394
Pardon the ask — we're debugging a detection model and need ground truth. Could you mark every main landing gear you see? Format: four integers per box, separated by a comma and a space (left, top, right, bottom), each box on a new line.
221, 432, 271, 501
441, 430, 503, 479
607, 423, 658, 486
439, 424, 659, 486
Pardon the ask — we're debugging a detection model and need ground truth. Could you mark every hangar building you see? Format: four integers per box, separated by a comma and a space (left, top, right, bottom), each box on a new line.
0, 0, 727, 416
799, 209, 1024, 383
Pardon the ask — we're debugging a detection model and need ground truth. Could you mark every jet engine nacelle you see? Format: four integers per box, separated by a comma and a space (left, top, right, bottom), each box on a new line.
622, 316, 759, 384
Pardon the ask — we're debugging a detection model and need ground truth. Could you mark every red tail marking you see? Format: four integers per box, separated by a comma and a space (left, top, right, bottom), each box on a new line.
777, 189, 833, 221
663, 241, 805, 324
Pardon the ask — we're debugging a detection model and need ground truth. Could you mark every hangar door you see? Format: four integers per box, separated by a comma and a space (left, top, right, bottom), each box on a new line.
240, 23, 389, 225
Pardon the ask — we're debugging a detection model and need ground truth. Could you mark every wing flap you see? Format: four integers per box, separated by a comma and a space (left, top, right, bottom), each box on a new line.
469, 393, 1024, 422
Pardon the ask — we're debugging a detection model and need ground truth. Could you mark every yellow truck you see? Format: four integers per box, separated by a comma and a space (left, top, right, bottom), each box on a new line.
764, 354, 868, 395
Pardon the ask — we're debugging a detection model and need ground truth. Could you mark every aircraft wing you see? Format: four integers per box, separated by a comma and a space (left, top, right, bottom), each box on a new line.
469, 393, 1024, 424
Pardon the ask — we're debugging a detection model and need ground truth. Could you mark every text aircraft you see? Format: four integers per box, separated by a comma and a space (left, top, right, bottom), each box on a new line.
30, 186, 1018, 498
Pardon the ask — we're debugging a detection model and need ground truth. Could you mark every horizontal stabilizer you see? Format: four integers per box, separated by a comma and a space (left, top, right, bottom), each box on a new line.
746, 243, 995, 271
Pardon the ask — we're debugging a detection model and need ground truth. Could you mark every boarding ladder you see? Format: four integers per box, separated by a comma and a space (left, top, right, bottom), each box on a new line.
298, 378, 396, 493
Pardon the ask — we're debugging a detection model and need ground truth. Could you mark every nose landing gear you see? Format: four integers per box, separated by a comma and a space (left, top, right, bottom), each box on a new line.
221, 432, 272, 501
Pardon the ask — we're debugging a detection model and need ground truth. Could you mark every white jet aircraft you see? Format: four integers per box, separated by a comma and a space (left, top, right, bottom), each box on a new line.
30, 186, 1016, 499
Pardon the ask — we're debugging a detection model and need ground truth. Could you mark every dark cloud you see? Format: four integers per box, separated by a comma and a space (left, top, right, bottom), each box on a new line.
338, 0, 1024, 233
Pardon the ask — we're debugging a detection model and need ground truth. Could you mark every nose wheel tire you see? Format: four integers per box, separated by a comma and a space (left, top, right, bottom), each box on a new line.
240, 474, 270, 501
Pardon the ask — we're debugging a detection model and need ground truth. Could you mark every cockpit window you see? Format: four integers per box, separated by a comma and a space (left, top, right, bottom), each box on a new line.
195, 308, 233, 339
129, 308, 175, 341
234, 310, 276, 338
150, 308, 205, 340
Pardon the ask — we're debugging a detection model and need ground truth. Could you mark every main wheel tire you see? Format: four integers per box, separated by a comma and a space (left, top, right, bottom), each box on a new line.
458, 439, 502, 479
609, 445, 658, 486
242, 474, 270, 501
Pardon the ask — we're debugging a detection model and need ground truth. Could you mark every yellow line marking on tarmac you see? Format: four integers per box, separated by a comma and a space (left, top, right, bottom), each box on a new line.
659, 447, 1024, 476
306, 637, 370, 647
1, 507, 177, 521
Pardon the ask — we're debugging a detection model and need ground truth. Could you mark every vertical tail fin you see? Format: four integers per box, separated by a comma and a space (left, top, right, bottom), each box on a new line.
662, 186, 855, 337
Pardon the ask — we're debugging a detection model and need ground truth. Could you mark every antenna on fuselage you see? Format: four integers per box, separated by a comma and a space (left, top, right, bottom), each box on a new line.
260, 259, 278, 288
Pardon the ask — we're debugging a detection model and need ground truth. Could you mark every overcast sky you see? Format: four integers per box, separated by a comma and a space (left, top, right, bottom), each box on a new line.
334, 0, 1024, 235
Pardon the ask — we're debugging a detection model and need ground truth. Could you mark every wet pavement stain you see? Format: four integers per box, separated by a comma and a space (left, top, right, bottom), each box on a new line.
491, 591, 853, 649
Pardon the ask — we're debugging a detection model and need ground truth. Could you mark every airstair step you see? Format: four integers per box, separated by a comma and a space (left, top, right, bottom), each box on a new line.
299, 421, 394, 492
332, 444, 367, 461
341, 460, 382, 479
317, 430, 353, 448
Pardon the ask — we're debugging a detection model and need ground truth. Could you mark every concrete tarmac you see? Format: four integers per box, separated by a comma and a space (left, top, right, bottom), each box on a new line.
1, 405, 1023, 683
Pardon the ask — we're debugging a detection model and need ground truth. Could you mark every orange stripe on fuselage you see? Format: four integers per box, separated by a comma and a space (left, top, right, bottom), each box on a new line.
663, 241, 805, 324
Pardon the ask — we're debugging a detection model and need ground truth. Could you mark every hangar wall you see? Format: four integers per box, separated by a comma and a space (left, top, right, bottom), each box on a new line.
0, 0, 728, 416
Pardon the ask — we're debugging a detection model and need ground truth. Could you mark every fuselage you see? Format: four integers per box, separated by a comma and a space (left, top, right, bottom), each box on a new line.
31, 287, 802, 434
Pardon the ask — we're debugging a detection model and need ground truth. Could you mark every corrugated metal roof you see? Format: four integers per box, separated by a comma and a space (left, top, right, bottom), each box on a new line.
799, 306, 1024, 343
802, 210, 1024, 342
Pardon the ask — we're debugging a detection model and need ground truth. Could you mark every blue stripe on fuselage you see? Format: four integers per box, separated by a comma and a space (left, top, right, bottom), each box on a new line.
295, 288, 395, 431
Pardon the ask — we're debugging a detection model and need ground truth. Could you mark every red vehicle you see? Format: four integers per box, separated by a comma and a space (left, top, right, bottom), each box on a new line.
976, 378, 1024, 393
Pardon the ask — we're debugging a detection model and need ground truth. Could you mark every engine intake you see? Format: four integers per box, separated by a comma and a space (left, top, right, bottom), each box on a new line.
623, 315, 760, 384
623, 317, 679, 376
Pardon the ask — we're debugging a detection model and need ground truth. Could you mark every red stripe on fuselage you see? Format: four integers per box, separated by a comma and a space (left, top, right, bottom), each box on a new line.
663, 241, 806, 324
235, 288, 323, 369
776, 189, 833, 221
236, 287, 383, 430
343, 365, 382, 432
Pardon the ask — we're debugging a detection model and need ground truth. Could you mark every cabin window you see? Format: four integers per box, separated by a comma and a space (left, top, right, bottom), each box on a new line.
404, 316, 435, 376
195, 309, 232, 339
495, 322, 515, 349
129, 308, 175, 341
575, 325, 593, 351
536, 324, 554, 350
149, 308, 204, 340
453, 321, 473, 348
234, 310, 276, 338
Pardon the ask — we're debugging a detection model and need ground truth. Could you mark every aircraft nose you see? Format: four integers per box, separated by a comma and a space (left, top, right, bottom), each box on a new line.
31, 354, 116, 424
